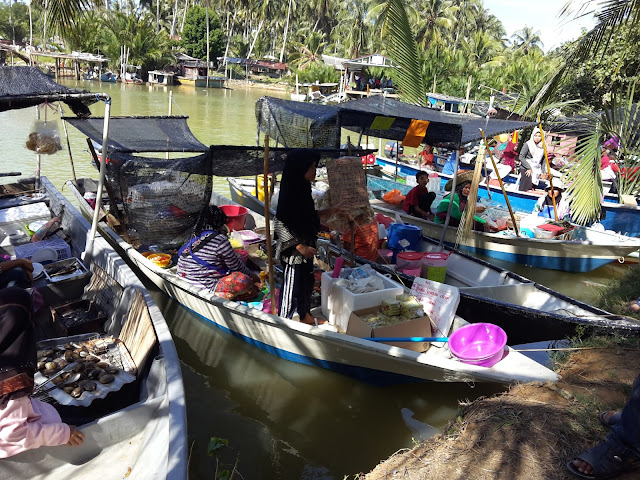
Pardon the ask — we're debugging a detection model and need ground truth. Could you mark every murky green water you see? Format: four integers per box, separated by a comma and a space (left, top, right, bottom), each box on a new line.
0, 77, 624, 479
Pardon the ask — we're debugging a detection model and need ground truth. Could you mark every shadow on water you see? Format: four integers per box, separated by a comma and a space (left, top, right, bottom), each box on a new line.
152, 292, 504, 480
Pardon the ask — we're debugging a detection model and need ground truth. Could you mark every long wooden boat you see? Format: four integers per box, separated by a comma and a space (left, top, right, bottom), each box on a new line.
67, 179, 558, 385
229, 175, 640, 273
0, 177, 187, 479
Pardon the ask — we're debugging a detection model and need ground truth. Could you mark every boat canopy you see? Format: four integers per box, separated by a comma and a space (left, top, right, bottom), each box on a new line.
0, 66, 101, 115
64, 116, 209, 153
256, 96, 536, 148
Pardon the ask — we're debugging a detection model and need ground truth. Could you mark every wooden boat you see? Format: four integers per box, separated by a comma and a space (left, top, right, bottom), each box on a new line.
67, 178, 557, 385
227, 175, 640, 339
0, 66, 186, 478
177, 75, 225, 88
0, 178, 187, 479
229, 175, 640, 273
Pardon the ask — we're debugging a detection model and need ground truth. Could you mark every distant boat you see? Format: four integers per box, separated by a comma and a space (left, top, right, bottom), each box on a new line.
177, 75, 225, 88
148, 70, 176, 85
101, 71, 117, 83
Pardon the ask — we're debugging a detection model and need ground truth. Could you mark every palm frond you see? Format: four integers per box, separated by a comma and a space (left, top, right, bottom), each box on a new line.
378, 0, 427, 106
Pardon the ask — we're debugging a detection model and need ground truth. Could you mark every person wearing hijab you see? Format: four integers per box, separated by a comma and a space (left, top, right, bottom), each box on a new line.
0, 287, 84, 458
435, 170, 489, 231
518, 128, 546, 192
274, 149, 327, 325
532, 184, 571, 220
177, 205, 257, 298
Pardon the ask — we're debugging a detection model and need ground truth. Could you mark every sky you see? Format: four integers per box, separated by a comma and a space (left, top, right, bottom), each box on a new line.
483, 0, 597, 52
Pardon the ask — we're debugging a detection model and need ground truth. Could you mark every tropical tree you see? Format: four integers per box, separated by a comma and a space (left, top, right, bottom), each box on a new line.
511, 26, 543, 54
180, 5, 223, 62
414, 0, 456, 49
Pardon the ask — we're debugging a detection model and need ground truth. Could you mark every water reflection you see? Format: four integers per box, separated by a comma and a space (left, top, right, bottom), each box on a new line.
155, 293, 503, 479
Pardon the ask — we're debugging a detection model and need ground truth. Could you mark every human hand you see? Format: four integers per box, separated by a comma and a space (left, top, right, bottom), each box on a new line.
16, 258, 33, 272
475, 206, 486, 213
525, 169, 532, 177
296, 245, 317, 259
66, 425, 85, 446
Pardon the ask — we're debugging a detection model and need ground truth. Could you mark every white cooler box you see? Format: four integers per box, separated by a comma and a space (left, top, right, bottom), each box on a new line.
321, 271, 404, 332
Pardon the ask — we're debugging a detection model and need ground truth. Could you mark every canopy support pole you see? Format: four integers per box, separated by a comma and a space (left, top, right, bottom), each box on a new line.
480, 129, 519, 236
59, 104, 77, 184
438, 150, 460, 248
538, 117, 558, 221
85, 97, 111, 263
263, 135, 276, 314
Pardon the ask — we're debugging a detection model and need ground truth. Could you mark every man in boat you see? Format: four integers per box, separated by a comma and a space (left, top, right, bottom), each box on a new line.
402, 171, 436, 221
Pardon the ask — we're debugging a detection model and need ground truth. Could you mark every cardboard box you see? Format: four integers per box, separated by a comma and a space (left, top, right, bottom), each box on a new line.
346, 306, 432, 353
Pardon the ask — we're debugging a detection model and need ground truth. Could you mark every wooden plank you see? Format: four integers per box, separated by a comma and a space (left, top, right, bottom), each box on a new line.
118, 289, 157, 377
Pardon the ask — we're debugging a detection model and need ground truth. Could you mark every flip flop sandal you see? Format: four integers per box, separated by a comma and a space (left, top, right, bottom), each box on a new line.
567, 438, 640, 479
598, 411, 621, 428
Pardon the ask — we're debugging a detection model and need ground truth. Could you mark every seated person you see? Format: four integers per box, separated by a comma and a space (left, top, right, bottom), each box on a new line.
0, 287, 84, 458
402, 171, 436, 220
0, 258, 33, 290
177, 205, 259, 299
532, 184, 571, 220
419, 145, 435, 168
442, 147, 465, 175
340, 221, 379, 262
435, 170, 488, 231
500, 138, 517, 173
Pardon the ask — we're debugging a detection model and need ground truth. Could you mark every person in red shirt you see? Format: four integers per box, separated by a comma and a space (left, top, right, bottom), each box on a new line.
419, 145, 435, 168
402, 170, 436, 220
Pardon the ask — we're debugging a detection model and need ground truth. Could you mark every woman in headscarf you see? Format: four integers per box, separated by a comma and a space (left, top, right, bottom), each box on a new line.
274, 149, 326, 325
532, 184, 571, 220
0, 287, 84, 458
435, 170, 489, 231
177, 205, 258, 300
518, 128, 546, 192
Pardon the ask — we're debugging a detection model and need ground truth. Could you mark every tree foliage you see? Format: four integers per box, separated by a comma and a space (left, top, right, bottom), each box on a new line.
180, 5, 224, 63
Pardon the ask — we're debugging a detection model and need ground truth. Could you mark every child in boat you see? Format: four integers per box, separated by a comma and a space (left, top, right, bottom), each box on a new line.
532, 183, 571, 220
435, 170, 489, 231
402, 171, 436, 220
419, 145, 435, 169
177, 205, 259, 300
0, 287, 84, 458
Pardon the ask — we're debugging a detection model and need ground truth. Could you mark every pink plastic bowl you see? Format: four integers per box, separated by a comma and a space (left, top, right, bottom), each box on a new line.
235, 249, 249, 263
448, 323, 507, 368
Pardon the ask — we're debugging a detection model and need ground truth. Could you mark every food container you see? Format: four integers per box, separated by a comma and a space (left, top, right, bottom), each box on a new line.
396, 251, 423, 277
421, 252, 449, 282
44, 257, 88, 283
142, 252, 172, 268
448, 323, 507, 367
220, 205, 248, 231
533, 227, 556, 239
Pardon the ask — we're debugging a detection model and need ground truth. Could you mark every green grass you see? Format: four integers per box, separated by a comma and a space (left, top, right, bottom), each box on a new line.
592, 266, 640, 317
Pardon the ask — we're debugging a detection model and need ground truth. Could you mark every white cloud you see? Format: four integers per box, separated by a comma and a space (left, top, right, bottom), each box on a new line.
483, 0, 596, 51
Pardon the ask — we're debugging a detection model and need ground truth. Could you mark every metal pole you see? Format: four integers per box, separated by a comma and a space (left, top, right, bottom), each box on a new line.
35, 105, 41, 191
166, 91, 172, 160
262, 135, 276, 314
85, 98, 111, 263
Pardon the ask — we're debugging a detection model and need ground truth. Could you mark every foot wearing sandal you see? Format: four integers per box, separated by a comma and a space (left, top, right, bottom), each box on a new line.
300, 314, 327, 326
599, 411, 621, 428
567, 438, 640, 479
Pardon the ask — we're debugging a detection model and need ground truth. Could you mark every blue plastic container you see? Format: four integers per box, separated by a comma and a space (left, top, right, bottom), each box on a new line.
387, 223, 422, 252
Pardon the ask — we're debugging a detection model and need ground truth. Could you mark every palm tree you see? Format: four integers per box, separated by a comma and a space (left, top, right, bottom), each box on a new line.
511, 26, 543, 54
414, 0, 456, 49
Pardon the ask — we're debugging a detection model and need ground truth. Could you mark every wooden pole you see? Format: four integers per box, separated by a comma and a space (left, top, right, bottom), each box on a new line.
537, 116, 558, 221
59, 104, 77, 183
166, 91, 172, 160
263, 135, 276, 314
479, 128, 519, 236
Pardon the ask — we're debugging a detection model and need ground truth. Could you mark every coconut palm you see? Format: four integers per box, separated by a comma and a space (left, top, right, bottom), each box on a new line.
413, 0, 456, 49
511, 26, 543, 54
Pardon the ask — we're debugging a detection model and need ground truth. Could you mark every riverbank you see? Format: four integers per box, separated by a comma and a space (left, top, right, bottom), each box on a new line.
364, 334, 640, 480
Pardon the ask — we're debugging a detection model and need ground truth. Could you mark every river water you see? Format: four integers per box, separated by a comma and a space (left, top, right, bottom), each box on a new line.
0, 78, 627, 478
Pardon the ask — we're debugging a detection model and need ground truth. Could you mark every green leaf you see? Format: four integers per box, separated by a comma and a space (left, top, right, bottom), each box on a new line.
207, 437, 229, 456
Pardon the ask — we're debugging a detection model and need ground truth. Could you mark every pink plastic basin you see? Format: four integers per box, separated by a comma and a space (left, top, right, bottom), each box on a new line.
235, 249, 249, 263
448, 323, 507, 368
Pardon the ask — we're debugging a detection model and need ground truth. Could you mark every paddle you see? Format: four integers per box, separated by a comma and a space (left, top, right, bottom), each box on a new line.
361, 337, 449, 342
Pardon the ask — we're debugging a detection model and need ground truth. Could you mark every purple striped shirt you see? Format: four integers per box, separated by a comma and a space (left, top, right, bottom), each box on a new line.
176, 232, 251, 291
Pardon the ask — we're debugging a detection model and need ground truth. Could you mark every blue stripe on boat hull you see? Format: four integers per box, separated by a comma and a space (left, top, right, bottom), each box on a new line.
183, 304, 427, 386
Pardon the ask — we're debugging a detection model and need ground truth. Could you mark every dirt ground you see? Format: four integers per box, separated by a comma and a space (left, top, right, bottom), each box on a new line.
364, 345, 640, 480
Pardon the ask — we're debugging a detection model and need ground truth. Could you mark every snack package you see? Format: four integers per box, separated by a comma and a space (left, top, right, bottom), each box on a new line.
26, 119, 63, 155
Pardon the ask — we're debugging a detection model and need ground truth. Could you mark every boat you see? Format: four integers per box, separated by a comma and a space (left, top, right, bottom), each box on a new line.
177, 75, 225, 88
101, 71, 117, 83
227, 175, 640, 338
147, 70, 176, 86
0, 65, 186, 478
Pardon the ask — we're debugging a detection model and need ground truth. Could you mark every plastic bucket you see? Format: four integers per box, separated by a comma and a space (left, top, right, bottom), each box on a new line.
220, 205, 248, 231
421, 252, 448, 282
396, 251, 423, 276
448, 323, 507, 368
387, 223, 422, 251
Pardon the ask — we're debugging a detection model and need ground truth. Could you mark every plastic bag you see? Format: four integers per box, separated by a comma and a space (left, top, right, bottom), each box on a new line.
382, 189, 405, 205
26, 119, 62, 155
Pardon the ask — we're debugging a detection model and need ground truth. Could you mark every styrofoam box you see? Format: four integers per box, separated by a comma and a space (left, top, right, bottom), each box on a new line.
321, 271, 404, 333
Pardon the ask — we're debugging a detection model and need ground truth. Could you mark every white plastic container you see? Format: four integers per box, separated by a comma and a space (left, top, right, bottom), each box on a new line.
321, 271, 404, 332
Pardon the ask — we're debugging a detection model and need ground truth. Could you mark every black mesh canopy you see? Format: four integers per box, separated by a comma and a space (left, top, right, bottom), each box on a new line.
256, 96, 536, 148
64, 116, 209, 153
0, 66, 99, 116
